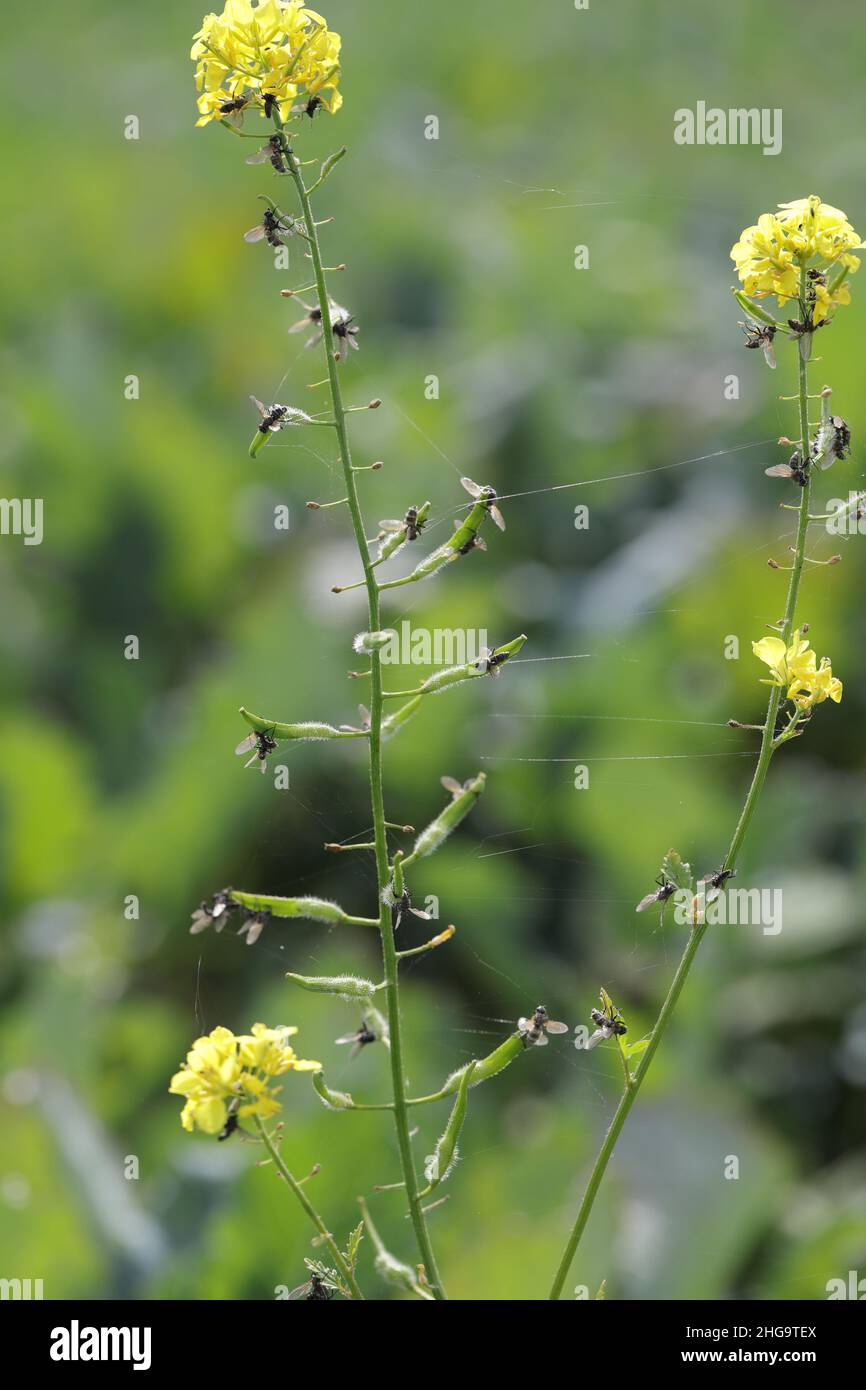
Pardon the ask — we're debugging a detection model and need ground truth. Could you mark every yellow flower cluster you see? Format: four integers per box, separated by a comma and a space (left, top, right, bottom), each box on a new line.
169, 1023, 320, 1134
731, 197, 866, 321
752, 629, 842, 711
192, 0, 342, 127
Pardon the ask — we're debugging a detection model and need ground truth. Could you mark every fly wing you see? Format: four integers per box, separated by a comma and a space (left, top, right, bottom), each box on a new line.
489, 503, 506, 532
765, 464, 794, 478
460, 476, 482, 499
408, 907, 432, 921
250, 396, 267, 417
287, 1282, 313, 1301
245, 146, 270, 165
635, 891, 660, 912
440, 775, 463, 796
544, 1020, 569, 1035
244, 224, 266, 243
377, 519, 403, 533
235, 733, 257, 755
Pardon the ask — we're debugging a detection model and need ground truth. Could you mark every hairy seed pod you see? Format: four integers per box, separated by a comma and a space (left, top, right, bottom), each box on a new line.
285, 972, 377, 1001
311, 1071, 355, 1110
403, 772, 486, 865
424, 1062, 476, 1189
231, 892, 350, 923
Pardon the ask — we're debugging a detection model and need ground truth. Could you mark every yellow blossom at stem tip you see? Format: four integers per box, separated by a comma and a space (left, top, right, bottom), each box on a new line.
191, 0, 342, 127
169, 1022, 320, 1134
731, 196, 866, 321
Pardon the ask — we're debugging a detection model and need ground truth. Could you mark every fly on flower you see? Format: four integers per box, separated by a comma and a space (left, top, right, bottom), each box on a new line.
739, 320, 777, 369
245, 136, 290, 175
290, 298, 359, 360
235, 725, 278, 773
518, 1004, 569, 1048
244, 207, 301, 248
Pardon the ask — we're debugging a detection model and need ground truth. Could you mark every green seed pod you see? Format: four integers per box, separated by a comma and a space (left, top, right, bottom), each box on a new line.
286, 972, 377, 1001
231, 892, 349, 924
424, 1062, 476, 1189
440, 1032, 523, 1097
239, 706, 347, 742
732, 289, 780, 328
402, 772, 486, 866
381, 695, 422, 741
311, 1071, 355, 1111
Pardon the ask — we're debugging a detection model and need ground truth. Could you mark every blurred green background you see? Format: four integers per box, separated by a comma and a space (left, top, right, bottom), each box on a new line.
1, 0, 865, 1301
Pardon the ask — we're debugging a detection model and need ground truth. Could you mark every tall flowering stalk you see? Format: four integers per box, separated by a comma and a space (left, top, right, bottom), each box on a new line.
547, 196, 861, 1299
174, 0, 543, 1302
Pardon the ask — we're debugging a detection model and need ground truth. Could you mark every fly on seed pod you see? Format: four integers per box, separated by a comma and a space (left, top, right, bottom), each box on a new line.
236, 907, 271, 945
244, 207, 301, 248
459, 477, 506, 537
235, 725, 278, 773
440, 774, 476, 798
190, 887, 238, 935
739, 320, 777, 369
765, 451, 809, 486
635, 874, 677, 913
392, 886, 433, 926
518, 1004, 569, 1048
474, 644, 511, 677
246, 134, 289, 174
379, 506, 427, 544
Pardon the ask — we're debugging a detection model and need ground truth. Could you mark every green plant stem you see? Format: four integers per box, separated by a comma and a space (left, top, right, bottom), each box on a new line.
548, 272, 814, 1300
276, 117, 447, 1300
253, 1115, 364, 1299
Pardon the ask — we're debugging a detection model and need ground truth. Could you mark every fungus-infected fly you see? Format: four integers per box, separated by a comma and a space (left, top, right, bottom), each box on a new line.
518, 1004, 569, 1048
235, 725, 278, 774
